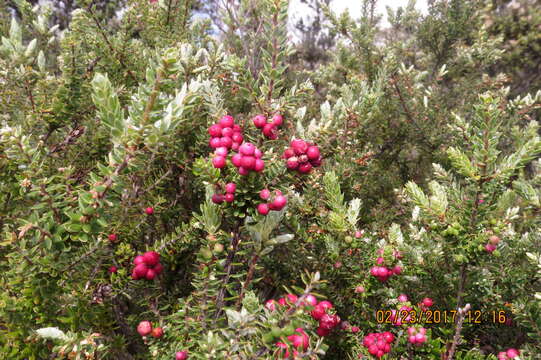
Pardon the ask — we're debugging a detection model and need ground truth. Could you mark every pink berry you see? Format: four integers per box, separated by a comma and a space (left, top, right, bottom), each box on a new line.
134, 264, 148, 278
238, 166, 249, 176
209, 137, 221, 148
422, 297, 433, 307
231, 153, 242, 167
212, 155, 226, 168
145, 268, 157, 280
225, 183, 236, 194
291, 139, 308, 155
145, 207, 154, 215
109, 266, 117, 273
143, 251, 160, 266
240, 156, 256, 170
175, 351, 188, 360
252, 115, 267, 128
233, 124, 241, 132
318, 300, 333, 311
398, 294, 408, 302
306, 146, 320, 160
506, 349, 520, 358
133, 255, 145, 265
311, 305, 327, 320
272, 195, 287, 210
137, 321, 152, 336
272, 114, 283, 126
355, 286, 365, 293
215, 147, 228, 157
219, 136, 232, 149
108, 233, 118, 242
222, 127, 234, 138
262, 123, 277, 139
231, 142, 239, 151
298, 162, 312, 174
212, 194, 224, 204
311, 156, 322, 167
286, 157, 299, 170
239, 143, 255, 156
286, 294, 298, 305
282, 148, 295, 159
224, 193, 234, 203
393, 265, 402, 275
376, 257, 384, 265
231, 132, 243, 144
351, 326, 360, 333
208, 124, 222, 137
254, 159, 265, 172
259, 189, 271, 200
265, 299, 276, 311
304, 294, 318, 306
409, 335, 417, 344
254, 148, 263, 158
489, 235, 501, 245
257, 203, 270, 215
485, 243, 496, 253
354, 230, 362, 238
219, 115, 234, 128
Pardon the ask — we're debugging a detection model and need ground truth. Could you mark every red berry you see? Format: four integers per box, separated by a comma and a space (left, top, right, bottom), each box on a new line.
298, 162, 312, 174
272, 195, 287, 210
143, 251, 160, 266
376, 257, 384, 265
214, 147, 228, 157
485, 243, 496, 253
219, 115, 234, 128
208, 124, 222, 137
137, 321, 152, 336
398, 294, 408, 302
109, 266, 117, 273
225, 183, 236, 194
134, 255, 145, 265
286, 157, 299, 170
212, 194, 224, 204
272, 114, 283, 126
219, 136, 232, 149
262, 123, 278, 139
286, 294, 298, 305
311, 304, 326, 320
283, 148, 295, 159
351, 326, 360, 333
259, 189, 271, 200
231, 132, 243, 144
291, 139, 308, 154
145, 268, 157, 280
239, 143, 256, 156
306, 146, 320, 160
134, 263, 149, 278
222, 127, 234, 138
252, 115, 267, 128
382, 331, 394, 343
319, 314, 337, 330
421, 297, 433, 307
254, 148, 263, 158
212, 155, 226, 168
151, 327, 163, 338
175, 351, 188, 360
265, 299, 276, 311
316, 327, 331, 337
231, 153, 242, 167
209, 137, 221, 148
304, 294, 318, 306
311, 156, 322, 167
108, 233, 118, 242
238, 166, 249, 176
257, 203, 270, 215
224, 193, 234, 203
145, 207, 154, 215
318, 300, 333, 311
240, 156, 255, 170
154, 263, 164, 275
254, 159, 265, 172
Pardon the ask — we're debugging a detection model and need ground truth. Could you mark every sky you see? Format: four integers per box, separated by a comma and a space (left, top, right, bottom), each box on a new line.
289, 0, 429, 33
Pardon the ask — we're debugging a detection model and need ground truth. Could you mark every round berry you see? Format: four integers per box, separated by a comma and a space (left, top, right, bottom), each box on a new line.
421, 297, 433, 307
265, 299, 276, 311
224, 193, 235, 203
145, 268, 157, 280
175, 351, 188, 360
272, 114, 283, 126
212, 155, 226, 168
304, 294, 318, 307
262, 123, 277, 139
231, 132, 243, 144
219, 136, 232, 149
154, 263, 164, 275
134, 255, 145, 265
151, 327, 164, 338
254, 148, 263, 159
214, 147, 228, 157
298, 162, 312, 174
286, 157, 299, 170
219, 115, 234, 128
260, 189, 271, 200
225, 183, 236, 194
272, 195, 287, 210
231, 153, 242, 167
257, 203, 270, 215
238, 167, 249, 176
108, 233, 118, 242
252, 115, 267, 128
143, 251, 160, 266
109, 265, 118, 273
254, 159, 265, 172
239, 143, 256, 156
240, 156, 256, 170
145, 207, 154, 215
306, 145, 320, 160
134, 264, 149, 278
489, 235, 501, 245
212, 193, 224, 204
208, 124, 222, 137
291, 139, 308, 155
209, 137, 221, 148
137, 321, 152, 336
283, 148, 295, 159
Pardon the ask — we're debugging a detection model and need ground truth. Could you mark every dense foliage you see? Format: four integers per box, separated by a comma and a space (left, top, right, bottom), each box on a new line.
1, 0, 540, 359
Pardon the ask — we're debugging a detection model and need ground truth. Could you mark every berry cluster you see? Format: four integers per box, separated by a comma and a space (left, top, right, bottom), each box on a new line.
252, 113, 283, 140
484, 235, 500, 254
497, 349, 520, 360
407, 327, 427, 345
212, 182, 237, 204
231, 143, 265, 175
136, 320, 163, 338
208, 115, 243, 151
310, 300, 341, 336
257, 189, 287, 215
370, 249, 402, 282
282, 139, 322, 174
363, 332, 395, 358
131, 251, 163, 280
